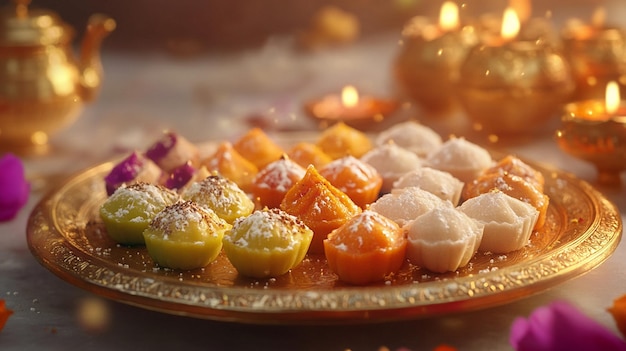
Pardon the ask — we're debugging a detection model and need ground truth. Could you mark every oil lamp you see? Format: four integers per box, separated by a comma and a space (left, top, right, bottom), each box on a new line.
394, 1, 478, 115
556, 81, 626, 185
561, 7, 626, 100
305, 85, 398, 130
457, 7, 574, 136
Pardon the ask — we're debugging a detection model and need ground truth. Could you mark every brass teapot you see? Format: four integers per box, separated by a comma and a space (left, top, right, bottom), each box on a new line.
0, 0, 115, 147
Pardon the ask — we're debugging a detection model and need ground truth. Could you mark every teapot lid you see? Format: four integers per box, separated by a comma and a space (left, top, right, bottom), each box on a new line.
0, 0, 73, 46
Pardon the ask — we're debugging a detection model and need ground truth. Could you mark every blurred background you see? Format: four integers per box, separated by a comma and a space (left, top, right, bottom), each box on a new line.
26, 0, 611, 53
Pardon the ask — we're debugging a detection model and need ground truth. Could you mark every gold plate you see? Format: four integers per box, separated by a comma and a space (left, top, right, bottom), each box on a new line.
27, 159, 622, 324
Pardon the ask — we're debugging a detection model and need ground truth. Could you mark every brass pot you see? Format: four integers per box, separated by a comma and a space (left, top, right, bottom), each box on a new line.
0, 0, 115, 147
457, 40, 574, 136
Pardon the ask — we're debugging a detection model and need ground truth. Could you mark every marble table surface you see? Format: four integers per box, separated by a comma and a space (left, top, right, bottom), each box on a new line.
1, 33, 625, 351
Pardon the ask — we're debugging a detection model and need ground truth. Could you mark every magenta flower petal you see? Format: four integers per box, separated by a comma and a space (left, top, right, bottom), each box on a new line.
0, 153, 30, 221
510, 301, 626, 351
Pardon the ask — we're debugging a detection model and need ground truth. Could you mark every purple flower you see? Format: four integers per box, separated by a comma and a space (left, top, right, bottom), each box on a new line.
510, 301, 626, 351
0, 153, 30, 221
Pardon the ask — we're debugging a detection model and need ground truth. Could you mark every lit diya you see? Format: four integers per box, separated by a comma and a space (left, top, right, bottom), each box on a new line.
305, 85, 398, 130
457, 7, 574, 136
561, 7, 626, 100
394, 1, 478, 115
556, 81, 626, 185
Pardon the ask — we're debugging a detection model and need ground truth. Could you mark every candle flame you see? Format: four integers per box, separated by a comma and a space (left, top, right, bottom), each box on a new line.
439, 1, 459, 32
342, 85, 359, 108
605, 81, 620, 114
591, 7, 606, 28
501, 7, 520, 41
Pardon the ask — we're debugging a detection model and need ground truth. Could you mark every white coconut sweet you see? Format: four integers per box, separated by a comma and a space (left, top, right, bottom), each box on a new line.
425, 137, 493, 184
369, 187, 449, 228
360, 142, 421, 193
458, 190, 539, 253
393, 167, 464, 206
375, 121, 443, 158
405, 206, 484, 273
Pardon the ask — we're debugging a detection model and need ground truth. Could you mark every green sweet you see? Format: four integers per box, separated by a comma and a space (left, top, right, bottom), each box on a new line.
181, 175, 254, 224
99, 182, 180, 245
143, 201, 231, 270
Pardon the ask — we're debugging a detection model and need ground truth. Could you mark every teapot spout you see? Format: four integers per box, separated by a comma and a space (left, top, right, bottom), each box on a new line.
79, 14, 116, 102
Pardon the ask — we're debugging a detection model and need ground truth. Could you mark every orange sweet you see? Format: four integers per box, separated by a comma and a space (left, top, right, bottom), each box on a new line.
316, 122, 372, 159
280, 165, 361, 254
324, 210, 407, 285
201, 141, 258, 193
251, 155, 306, 209
287, 142, 333, 169
463, 172, 549, 230
319, 155, 382, 208
233, 127, 284, 169
483, 155, 545, 193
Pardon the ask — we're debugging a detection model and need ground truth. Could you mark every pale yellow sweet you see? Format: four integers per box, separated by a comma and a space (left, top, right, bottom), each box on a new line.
222, 208, 313, 278
100, 182, 180, 245
181, 175, 254, 225
143, 201, 231, 270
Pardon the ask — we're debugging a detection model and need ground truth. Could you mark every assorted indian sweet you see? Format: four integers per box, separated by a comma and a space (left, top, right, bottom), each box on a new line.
233, 127, 285, 170
222, 208, 313, 278
145, 130, 200, 173
143, 201, 231, 270
481, 155, 545, 193
458, 190, 539, 253
323, 210, 407, 285
425, 137, 493, 184
250, 155, 306, 209
374, 120, 442, 158
181, 174, 255, 225
392, 167, 464, 206
287, 142, 333, 169
162, 161, 211, 191
104, 151, 162, 196
462, 170, 549, 230
200, 141, 258, 193
405, 206, 484, 273
319, 155, 382, 209
360, 142, 422, 193
100, 182, 180, 245
316, 122, 372, 159
97, 123, 553, 282
369, 186, 449, 228
280, 165, 362, 254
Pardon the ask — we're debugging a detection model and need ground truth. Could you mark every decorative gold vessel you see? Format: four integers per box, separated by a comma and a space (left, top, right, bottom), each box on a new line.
0, 0, 115, 148
556, 101, 626, 185
457, 41, 574, 136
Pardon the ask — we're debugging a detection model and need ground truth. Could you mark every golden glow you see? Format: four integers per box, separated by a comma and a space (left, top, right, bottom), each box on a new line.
31, 131, 48, 145
508, 0, 531, 24
439, 1, 459, 32
341, 85, 359, 108
501, 7, 521, 41
605, 81, 620, 114
591, 7, 606, 28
